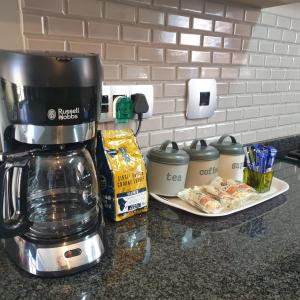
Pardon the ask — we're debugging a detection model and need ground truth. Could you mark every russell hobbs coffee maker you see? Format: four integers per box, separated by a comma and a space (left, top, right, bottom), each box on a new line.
0, 50, 104, 276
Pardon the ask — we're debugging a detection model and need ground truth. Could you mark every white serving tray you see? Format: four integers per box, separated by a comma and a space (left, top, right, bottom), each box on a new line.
150, 177, 289, 217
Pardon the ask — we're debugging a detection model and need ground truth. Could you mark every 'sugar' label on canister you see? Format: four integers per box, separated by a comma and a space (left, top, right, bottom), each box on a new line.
232, 162, 244, 169
116, 188, 147, 214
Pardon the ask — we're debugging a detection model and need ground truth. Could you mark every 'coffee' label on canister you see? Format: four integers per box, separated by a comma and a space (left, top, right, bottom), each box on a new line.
199, 166, 218, 176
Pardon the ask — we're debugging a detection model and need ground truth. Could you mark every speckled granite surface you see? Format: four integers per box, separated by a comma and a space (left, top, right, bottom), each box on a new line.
0, 161, 299, 300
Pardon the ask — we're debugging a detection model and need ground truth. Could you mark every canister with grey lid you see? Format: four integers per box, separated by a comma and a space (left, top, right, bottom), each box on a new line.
184, 139, 219, 187
210, 135, 245, 181
147, 140, 189, 196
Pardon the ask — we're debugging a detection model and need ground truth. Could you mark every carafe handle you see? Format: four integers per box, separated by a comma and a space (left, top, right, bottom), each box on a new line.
0, 158, 30, 238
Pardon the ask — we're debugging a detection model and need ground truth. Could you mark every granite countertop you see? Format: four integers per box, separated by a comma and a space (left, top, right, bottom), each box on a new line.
0, 161, 299, 300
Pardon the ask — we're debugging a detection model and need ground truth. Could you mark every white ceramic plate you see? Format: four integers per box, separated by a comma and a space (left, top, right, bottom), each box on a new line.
150, 177, 289, 217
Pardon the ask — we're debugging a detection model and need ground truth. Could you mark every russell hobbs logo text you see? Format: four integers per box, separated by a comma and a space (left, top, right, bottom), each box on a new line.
47, 108, 80, 120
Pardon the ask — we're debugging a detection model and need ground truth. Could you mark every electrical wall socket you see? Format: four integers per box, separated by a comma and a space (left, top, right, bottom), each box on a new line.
98, 85, 153, 123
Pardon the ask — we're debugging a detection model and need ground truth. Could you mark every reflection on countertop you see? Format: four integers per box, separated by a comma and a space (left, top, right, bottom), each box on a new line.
0, 161, 299, 300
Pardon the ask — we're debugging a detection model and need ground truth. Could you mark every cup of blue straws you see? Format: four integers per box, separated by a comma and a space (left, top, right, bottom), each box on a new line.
243, 144, 277, 193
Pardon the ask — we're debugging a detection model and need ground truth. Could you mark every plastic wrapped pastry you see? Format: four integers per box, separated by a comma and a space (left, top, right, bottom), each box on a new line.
210, 177, 258, 202
178, 187, 222, 214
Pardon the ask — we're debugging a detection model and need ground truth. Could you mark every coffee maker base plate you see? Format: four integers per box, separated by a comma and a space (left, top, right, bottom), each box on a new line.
3, 230, 105, 277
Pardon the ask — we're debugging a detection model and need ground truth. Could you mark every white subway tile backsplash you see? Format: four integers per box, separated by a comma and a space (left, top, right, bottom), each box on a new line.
235, 119, 250, 132
152, 66, 176, 80
197, 124, 216, 138
247, 81, 262, 93
213, 52, 231, 64
234, 23, 251, 37
123, 26, 151, 42
251, 118, 265, 129
224, 37, 241, 50
244, 106, 260, 118
239, 67, 255, 79
88, 22, 119, 40
48, 17, 83, 37
138, 47, 164, 62
265, 116, 278, 128
218, 95, 236, 108
261, 13, 276, 26
262, 81, 276, 92
150, 130, 173, 146
226, 6, 244, 21
267, 28, 282, 41
193, 18, 212, 31
177, 67, 199, 80
249, 54, 265, 66
180, 33, 201, 46
291, 19, 300, 31
276, 16, 291, 29
232, 53, 248, 65
229, 81, 246, 94
153, 0, 179, 9
265, 55, 281, 67
221, 68, 239, 79
258, 41, 273, 53
236, 95, 252, 107
201, 67, 220, 78
166, 49, 188, 63
282, 30, 297, 43
242, 39, 258, 52
122, 65, 150, 80
256, 68, 271, 79
175, 127, 196, 141
252, 25, 268, 39
68, 0, 102, 17
217, 122, 234, 135
244, 9, 260, 23
215, 21, 233, 34
168, 14, 190, 28
163, 114, 185, 128
23, 14, 43, 34
241, 131, 257, 144
153, 30, 177, 44
139, 8, 165, 25
191, 51, 211, 63
205, 1, 224, 17
141, 116, 162, 131
153, 100, 176, 114
181, 0, 204, 13
203, 36, 222, 48
227, 108, 243, 121
21, 0, 300, 148
164, 83, 185, 97
23, 0, 63, 13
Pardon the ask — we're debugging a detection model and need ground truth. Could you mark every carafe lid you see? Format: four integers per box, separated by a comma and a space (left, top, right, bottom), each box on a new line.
210, 135, 244, 155
147, 140, 189, 165
184, 139, 219, 161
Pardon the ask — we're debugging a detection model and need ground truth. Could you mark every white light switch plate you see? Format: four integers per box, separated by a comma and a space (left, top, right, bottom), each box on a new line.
186, 79, 217, 119
98, 85, 153, 123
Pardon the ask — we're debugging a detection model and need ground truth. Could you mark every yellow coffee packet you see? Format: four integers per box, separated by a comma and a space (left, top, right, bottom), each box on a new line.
97, 129, 148, 221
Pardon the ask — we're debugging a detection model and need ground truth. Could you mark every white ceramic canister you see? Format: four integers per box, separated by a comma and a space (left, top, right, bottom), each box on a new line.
147, 140, 189, 196
210, 135, 245, 182
184, 139, 219, 188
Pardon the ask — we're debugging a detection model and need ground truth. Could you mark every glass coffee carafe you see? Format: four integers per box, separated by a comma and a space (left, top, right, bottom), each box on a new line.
0, 147, 99, 239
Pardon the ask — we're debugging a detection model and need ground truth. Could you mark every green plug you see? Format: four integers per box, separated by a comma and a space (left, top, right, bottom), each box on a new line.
115, 96, 133, 123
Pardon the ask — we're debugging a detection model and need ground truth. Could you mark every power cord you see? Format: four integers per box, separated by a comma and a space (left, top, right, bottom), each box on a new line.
131, 93, 149, 137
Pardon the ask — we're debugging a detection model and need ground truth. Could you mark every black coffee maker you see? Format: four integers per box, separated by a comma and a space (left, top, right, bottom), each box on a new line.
0, 50, 104, 276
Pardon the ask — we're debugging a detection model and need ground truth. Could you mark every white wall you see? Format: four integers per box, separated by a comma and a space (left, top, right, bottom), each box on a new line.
0, 0, 23, 50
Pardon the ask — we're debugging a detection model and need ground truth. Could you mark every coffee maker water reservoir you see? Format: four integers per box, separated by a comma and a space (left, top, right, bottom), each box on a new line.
0, 50, 104, 276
